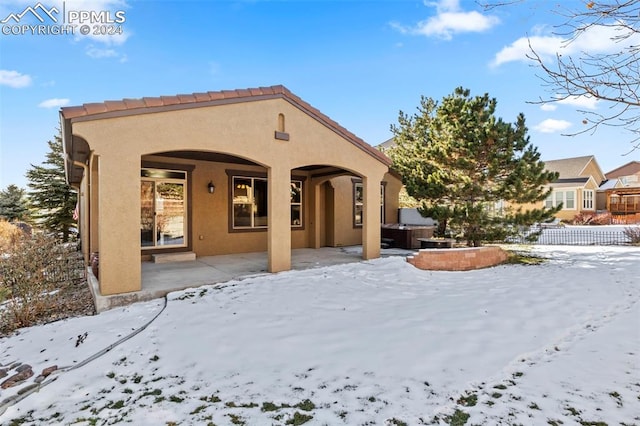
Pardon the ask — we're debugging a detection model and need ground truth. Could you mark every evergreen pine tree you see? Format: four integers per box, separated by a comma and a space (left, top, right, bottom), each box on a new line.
25, 133, 77, 242
389, 87, 560, 246
0, 184, 29, 222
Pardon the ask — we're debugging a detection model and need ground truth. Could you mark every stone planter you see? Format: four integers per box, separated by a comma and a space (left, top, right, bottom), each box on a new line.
407, 246, 508, 271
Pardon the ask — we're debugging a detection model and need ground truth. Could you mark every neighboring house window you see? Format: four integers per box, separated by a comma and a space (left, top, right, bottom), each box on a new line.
583, 189, 594, 210
231, 175, 303, 230
353, 181, 385, 227
545, 193, 553, 209
141, 168, 187, 249
546, 190, 576, 210
565, 191, 575, 209
490, 200, 506, 216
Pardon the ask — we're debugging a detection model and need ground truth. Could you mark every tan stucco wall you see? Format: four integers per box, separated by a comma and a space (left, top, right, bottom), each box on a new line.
328, 176, 362, 247
71, 97, 391, 295
384, 172, 402, 224
142, 155, 313, 256
321, 172, 402, 247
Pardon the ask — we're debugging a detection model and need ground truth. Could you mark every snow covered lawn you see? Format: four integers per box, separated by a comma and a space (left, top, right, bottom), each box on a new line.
1, 246, 638, 425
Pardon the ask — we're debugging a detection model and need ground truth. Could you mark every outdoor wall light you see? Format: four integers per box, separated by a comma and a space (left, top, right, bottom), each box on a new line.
207, 181, 216, 194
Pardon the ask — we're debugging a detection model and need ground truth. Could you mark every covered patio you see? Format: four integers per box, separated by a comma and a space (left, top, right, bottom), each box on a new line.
88, 246, 412, 312
62, 85, 401, 300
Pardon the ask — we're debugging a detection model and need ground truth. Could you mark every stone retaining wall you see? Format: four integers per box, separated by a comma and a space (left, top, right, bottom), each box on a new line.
407, 246, 508, 271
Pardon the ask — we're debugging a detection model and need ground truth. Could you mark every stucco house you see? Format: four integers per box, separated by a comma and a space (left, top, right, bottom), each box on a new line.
61, 85, 402, 297
542, 155, 606, 221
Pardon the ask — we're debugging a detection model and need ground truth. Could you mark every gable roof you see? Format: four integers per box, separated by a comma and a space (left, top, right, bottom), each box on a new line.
548, 177, 592, 189
60, 84, 391, 170
599, 179, 621, 190
377, 137, 396, 151
606, 161, 640, 178
543, 155, 597, 179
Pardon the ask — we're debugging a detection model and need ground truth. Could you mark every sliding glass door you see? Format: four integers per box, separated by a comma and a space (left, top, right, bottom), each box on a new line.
141, 169, 187, 248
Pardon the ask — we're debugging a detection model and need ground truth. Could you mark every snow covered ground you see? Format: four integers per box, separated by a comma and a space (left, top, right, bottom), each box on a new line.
1, 245, 638, 425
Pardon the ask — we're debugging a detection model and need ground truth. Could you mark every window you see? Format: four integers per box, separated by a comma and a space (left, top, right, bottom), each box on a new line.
141, 168, 187, 249
291, 180, 303, 227
354, 182, 364, 226
232, 176, 268, 229
583, 190, 594, 210
230, 174, 303, 230
353, 181, 385, 227
546, 190, 577, 210
380, 184, 386, 224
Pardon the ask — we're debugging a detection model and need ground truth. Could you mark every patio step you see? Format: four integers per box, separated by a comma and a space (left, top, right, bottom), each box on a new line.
152, 251, 196, 263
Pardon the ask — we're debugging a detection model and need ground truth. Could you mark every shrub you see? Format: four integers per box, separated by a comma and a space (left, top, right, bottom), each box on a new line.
570, 212, 612, 225
0, 231, 84, 334
624, 226, 640, 244
0, 220, 23, 253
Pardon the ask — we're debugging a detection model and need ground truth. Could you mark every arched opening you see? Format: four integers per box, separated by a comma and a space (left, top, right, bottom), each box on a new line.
291, 164, 364, 249
140, 149, 268, 258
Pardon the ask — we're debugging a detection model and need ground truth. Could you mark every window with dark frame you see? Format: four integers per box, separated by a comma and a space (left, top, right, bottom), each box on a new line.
231, 175, 304, 230
353, 181, 385, 227
291, 180, 303, 227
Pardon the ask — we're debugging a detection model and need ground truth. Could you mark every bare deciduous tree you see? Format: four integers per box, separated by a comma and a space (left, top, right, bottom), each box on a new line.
483, 0, 640, 150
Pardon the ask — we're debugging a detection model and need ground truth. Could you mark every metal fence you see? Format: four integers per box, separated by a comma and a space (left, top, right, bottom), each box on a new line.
43, 245, 86, 285
508, 227, 633, 246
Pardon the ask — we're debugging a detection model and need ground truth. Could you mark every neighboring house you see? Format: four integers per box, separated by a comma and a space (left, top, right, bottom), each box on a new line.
541, 155, 606, 221
61, 85, 402, 296
602, 161, 640, 218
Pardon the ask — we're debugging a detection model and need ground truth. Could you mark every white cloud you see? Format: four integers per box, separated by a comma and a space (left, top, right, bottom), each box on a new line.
86, 45, 118, 58
534, 119, 572, 133
537, 95, 598, 112
38, 98, 70, 108
392, 0, 499, 40
492, 34, 562, 67
0, 69, 32, 88
556, 95, 598, 110
492, 23, 640, 67
86, 44, 128, 62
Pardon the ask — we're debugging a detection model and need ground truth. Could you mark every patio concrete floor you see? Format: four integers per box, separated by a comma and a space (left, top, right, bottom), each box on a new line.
90, 246, 413, 312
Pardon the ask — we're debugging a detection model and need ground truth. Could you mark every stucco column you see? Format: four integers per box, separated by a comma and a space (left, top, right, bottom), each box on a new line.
309, 178, 323, 249
89, 154, 99, 256
97, 155, 141, 295
268, 165, 292, 272
362, 175, 381, 260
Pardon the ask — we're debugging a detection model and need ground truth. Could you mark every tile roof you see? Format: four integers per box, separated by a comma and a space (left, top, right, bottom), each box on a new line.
60, 85, 391, 166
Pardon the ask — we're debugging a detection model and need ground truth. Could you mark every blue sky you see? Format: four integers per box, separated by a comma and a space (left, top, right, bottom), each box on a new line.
1, 0, 637, 189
